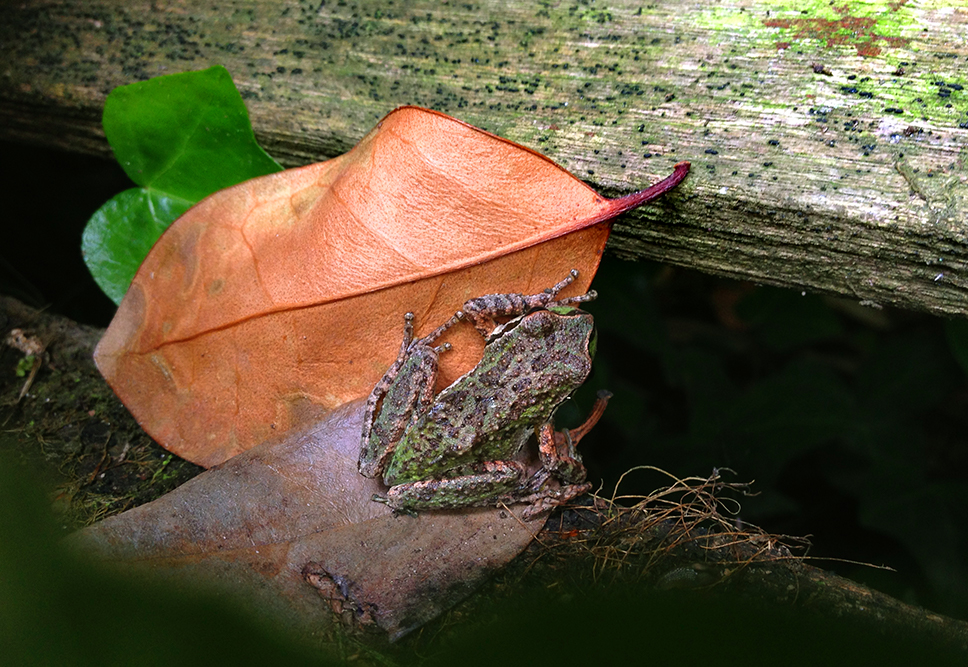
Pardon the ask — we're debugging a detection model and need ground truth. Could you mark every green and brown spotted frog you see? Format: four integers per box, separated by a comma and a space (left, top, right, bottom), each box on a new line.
358, 271, 609, 518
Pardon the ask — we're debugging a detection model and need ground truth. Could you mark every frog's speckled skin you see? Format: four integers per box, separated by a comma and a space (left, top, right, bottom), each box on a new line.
359, 295, 596, 513
384, 308, 593, 483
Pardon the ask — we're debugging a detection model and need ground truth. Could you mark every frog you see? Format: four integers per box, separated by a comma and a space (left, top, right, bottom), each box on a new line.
358, 270, 610, 517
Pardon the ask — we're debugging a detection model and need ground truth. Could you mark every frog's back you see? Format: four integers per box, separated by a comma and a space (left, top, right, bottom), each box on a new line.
386, 310, 594, 481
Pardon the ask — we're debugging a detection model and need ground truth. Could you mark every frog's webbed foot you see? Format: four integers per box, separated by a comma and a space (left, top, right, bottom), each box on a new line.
519, 390, 613, 518
370, 493, 419, 517
534, 390, 612, 487
516, 463, 592, 519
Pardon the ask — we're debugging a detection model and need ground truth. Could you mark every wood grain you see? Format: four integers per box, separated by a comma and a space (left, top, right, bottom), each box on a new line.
2, 0, 966, 315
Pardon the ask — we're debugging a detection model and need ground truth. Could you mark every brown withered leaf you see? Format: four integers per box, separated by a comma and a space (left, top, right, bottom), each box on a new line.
67, 400, 545, 640
94, 106, 689, 466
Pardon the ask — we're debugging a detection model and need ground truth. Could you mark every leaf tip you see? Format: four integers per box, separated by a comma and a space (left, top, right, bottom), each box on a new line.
600, 161, 691, 219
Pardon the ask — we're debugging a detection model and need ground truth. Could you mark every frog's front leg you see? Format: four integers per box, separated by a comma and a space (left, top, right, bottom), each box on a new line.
517, 424, 592, 518
461, 269, 597, 338
516, 390, 613, 518
383, 461, 529, 512
537, 390, 613, 483
358, 311, 461, 478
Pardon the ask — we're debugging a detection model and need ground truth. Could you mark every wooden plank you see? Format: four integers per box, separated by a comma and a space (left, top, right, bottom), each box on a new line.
2, 0, 966, 316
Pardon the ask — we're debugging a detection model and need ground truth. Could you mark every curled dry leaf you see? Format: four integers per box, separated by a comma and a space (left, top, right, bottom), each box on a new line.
68, 400, 545, 640
94, 106, 690, 467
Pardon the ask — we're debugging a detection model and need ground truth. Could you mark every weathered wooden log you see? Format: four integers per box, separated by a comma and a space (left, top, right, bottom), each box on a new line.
3, 1, 965, 317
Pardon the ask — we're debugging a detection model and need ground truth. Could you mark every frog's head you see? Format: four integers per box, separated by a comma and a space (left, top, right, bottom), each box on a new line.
519, 307, 597, 358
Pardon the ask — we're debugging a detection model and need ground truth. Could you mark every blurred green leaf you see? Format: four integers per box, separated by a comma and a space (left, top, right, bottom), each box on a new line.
715, 358, 855, 479
857, 333, 955, 418
83, 66, 283, 305
14, 356, 35, 378
588, 261, 670, 356
858, 480, 968, 613
0, 457, 335, 667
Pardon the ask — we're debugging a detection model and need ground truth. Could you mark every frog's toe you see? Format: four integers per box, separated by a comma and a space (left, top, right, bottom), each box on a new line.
519, 482, 592, 520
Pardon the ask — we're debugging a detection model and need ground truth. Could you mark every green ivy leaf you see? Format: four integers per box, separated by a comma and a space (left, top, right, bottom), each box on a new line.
82, 189, 193, 305
102, 66, 281, 201
83, 66, 283, 305
15, 356, 36, 378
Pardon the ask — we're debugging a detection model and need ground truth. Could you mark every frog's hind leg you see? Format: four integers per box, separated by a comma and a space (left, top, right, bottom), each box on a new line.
361, 313, 418, 450
363, 311, 463, 431
406, 311, 463, 424
384, 461, 528, 512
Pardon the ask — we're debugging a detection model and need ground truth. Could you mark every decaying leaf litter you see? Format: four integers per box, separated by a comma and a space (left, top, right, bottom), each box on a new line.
69, 396, 809, 643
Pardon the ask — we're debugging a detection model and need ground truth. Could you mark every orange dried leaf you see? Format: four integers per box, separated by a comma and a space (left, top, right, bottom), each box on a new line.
95, 106, 689, 467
